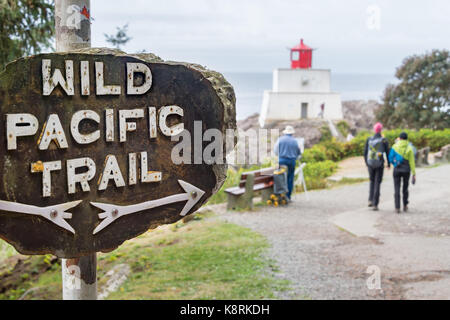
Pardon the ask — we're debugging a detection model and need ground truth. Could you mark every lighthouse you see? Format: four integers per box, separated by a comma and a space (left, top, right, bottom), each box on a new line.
259, 39, 343, 127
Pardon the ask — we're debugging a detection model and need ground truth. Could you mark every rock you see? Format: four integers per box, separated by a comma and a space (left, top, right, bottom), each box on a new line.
236, 100, 380, 149
434, 151, 443, 162
434, 144, 450, 163
237, 116, 326, 148
416, 147, 430, 167
342, 100, 380, 133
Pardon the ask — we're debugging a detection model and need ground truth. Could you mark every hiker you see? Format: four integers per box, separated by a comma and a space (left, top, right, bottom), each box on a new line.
319, 103, 325, 118
364, 122, 390, 210
274, 125, 302, 200
388, 132, 416, 214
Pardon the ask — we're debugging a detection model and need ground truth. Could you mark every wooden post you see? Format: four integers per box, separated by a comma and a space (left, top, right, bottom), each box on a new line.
55, 0, 97, 300
239, 173, 255, 210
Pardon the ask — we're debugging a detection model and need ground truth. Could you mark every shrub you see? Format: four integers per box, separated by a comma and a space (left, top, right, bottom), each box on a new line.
298, 178, 328, 191
382, 129, 403, 146
336, 120, 350, 137
344, 128, 450, 156
320, 139, 346, 161
301, 145, 327, 163
303, 160, 338, 180
319, 125, 332, 142
343, 130, 370, 157
298, 160, 338, 191
424, 129, 450, 151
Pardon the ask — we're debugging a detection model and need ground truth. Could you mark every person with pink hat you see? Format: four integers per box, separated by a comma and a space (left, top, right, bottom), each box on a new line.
363, 122, 391, 210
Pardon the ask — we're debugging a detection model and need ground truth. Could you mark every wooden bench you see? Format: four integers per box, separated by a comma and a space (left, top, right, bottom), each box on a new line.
225, 167, 275, 210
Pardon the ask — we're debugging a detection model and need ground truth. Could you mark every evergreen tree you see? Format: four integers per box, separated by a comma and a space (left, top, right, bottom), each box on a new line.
104, 24, 131, 49
0, 0, 54, 69
376, 50, 450, 130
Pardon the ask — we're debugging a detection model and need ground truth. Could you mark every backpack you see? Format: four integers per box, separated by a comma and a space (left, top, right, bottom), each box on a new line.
389, 147, 406, 168
367, 136, 385, 168
409, 142, 418, 162
389, 142, 412, 172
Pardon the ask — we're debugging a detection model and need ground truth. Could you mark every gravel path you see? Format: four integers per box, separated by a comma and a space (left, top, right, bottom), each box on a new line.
217, 163, 450, 299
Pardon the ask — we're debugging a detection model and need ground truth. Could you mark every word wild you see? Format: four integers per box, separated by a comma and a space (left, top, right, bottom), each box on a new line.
6, 59, 185, 198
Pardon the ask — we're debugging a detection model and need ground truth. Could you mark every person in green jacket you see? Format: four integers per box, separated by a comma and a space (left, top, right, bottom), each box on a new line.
388, 132, 416, 213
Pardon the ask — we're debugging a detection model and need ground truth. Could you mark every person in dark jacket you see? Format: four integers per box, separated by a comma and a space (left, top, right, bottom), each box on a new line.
274, 126, 302, 200
364, 122, 390, 211
388, 132, 416, 214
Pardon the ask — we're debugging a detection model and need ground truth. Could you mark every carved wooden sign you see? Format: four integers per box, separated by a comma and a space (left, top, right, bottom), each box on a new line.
0, 51, 235, 257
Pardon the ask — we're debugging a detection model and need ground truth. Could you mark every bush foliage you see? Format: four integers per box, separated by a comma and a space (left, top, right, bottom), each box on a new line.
0, 0, 54, 70
336, 120, 351, 137
302, 128, 450, 164
303, 160, 338, 180
376, 50, 450, 130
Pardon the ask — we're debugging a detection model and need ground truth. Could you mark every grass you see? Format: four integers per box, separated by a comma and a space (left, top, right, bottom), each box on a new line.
423, 162, 445, 169
206, 167, 243, 205
0, 213, 289, 300
295, 176, 368, 193
329, 177, 369, 187
0, 241, 17, 261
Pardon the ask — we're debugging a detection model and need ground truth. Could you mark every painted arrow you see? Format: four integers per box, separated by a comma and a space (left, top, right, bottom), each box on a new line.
0, 200, 81, 234
91, 180, 205, 235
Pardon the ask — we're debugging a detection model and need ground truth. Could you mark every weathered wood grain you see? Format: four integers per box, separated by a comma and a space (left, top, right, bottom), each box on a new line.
0, 50, 236, 257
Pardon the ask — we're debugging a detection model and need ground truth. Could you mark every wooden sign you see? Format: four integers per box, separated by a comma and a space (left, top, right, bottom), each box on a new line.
0, 51, 236, 257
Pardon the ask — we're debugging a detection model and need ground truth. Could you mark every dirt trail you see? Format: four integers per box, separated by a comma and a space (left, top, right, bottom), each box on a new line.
219, 163, 450, 299
329, 156, 369, 181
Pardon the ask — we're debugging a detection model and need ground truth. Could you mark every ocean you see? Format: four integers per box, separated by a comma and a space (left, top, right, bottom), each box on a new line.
223, 72, 396, 120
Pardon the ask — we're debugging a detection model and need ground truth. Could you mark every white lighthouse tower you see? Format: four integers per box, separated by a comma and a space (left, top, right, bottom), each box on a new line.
259, 39, 343, 127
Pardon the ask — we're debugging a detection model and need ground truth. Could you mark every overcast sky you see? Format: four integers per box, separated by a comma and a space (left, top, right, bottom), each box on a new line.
91, 0, 449, 74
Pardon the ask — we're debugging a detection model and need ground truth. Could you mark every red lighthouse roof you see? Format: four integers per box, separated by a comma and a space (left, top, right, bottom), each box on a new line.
290, 38, 312, 69
292, 39, 312, 50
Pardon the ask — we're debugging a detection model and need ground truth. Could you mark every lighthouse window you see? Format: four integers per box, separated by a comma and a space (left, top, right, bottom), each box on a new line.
291, 51, 299, 61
